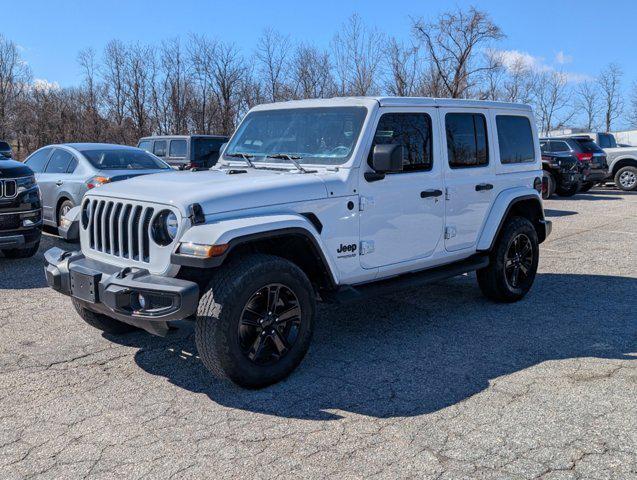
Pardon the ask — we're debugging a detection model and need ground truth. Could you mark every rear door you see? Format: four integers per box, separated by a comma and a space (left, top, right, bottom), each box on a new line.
39, 149, 76, 223
440, 108, 496, 252
168, 138, 188, 167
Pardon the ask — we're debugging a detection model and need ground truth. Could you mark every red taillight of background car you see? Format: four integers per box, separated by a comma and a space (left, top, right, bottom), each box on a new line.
576, 153, 593, 162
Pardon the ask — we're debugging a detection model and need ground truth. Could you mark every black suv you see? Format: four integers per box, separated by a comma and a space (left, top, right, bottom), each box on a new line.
0, 156, 42, 258
540, 137, 608, 193
540, 148, 582, 199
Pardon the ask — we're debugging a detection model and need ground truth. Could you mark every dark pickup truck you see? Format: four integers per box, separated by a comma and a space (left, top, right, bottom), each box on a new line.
0, 156, 42, 258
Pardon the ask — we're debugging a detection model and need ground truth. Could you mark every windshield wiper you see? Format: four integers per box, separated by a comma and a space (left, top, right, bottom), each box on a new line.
225, 152, 256, 168
266, 153, 311, 173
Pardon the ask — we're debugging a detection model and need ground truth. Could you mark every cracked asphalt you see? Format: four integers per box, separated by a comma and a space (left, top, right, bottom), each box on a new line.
1, 187, 636, 479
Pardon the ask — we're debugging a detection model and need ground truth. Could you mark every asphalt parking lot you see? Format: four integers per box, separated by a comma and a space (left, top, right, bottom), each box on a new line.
1, 188, 635, 480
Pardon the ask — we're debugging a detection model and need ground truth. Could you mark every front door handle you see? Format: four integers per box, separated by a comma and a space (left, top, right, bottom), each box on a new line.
475, 183, 493, 191
421, 189, 443, 198
56, 180, 64, 186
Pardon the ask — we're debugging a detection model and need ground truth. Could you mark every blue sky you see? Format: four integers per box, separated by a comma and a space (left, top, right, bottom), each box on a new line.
5, 0, 637, 124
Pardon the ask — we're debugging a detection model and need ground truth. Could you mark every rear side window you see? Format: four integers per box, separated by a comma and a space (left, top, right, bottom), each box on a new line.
45, 149, 74, 174
66, 157, 78, 173
496, 116, 535, 164
25, 148, 53, 173
138, 140, 152, 152
549, 141, 570, 152
446, 113, 489, 168
169, 139, 187, 158
370, 113, 433, 172
597, 134, 616, 149
153, 141, 166, 157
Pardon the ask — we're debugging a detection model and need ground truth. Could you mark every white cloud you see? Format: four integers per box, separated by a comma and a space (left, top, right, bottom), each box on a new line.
555, 51, 573, 65
32, 78, 60, 92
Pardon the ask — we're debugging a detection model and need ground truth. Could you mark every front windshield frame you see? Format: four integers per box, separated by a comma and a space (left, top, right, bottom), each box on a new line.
222, 106, 369, 167
80, 148, 171, 171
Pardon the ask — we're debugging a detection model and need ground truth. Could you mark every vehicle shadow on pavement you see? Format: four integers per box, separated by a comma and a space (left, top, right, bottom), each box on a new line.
0, 234, 78, 289
106, 272, 636, 420
544, 209, 578, 217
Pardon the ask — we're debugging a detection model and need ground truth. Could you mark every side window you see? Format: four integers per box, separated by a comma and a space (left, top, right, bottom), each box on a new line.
138, 140, 152, 152
446, 113, 489, 168
550, 141, 570, 152
169, 139, 187, 158
44, 149, 74, 174
153, 140, 167, 157
66, 157, 78, 173
369, 112, 433, 172
25, 148, 53, 173
496, 115, 535, 164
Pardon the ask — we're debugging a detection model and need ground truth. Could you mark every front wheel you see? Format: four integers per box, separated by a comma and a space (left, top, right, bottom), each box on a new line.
615, 166, 637, 191
195, 254, 316, 389
477, 216, 539, 303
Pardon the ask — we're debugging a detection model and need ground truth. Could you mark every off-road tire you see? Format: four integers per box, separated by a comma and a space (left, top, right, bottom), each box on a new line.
1, 241, 40, 259
542, 171, 555, 199
477, 216, 539, 303
72, 298, 138, 334
579, 182, 594, 193
555, 182, 580, 197
614, 166, 637, 191
195, 254, 316, 389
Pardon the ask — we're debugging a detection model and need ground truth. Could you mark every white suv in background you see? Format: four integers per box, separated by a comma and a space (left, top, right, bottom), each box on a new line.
45, 97, 551, 388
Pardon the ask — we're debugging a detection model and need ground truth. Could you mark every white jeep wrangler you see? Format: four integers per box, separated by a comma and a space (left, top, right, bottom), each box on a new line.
45, 97, 551, 388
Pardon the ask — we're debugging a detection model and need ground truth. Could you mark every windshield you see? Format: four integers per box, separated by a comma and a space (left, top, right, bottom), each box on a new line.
224, 107, 367, 166
80, 148, 170, 170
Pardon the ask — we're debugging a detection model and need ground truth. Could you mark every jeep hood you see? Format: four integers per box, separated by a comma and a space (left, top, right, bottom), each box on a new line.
87, 169, 329, 216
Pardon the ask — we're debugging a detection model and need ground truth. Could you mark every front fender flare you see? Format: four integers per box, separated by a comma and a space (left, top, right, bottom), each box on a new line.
172, 214, 338, 286
476, 188, 546, 252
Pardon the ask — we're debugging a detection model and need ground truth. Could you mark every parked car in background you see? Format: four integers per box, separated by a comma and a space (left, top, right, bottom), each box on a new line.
0, 155, 42, 258
137, 135, 229, 170
539, 150, 582, 199
0, 140, 13, 158
539, 137, 608, 192
24, 143, 171, 230
554, 132, 637, 191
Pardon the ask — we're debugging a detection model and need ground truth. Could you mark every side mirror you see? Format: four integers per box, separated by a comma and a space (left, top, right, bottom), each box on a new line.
366, 144, 404, 181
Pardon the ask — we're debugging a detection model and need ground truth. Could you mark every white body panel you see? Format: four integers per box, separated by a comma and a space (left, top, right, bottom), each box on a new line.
77, 96, 544, 287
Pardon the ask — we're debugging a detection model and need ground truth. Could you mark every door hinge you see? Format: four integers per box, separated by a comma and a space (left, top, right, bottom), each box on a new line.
445, 187, 451, 201
444, 226, 457, 240
359, 196, 375, 211
360, 240, 375, 255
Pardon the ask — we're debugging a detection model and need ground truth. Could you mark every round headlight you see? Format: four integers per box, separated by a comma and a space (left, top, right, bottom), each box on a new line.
152, 210, 179, 246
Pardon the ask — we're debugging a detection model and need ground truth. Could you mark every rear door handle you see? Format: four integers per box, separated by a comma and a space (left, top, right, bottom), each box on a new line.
56, 180, 64, 186
475, 183, 493, 191
420, 189, 443, 198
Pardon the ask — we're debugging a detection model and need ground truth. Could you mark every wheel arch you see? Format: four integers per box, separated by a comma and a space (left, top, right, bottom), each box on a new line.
55, 195, 74, 223
611, 156, 637, 176
173, 214, 338, 291
477, 190, 548, 252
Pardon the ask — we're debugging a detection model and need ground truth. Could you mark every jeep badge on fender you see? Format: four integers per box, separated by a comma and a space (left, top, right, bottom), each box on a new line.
44, 96, 551, 389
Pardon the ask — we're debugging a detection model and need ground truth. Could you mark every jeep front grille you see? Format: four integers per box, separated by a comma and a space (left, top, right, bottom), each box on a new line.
1, 180, 17, 198
84, 199, 155, 263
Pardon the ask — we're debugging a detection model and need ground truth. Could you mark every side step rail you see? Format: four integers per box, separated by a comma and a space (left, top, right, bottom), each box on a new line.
324, 254, 490, 303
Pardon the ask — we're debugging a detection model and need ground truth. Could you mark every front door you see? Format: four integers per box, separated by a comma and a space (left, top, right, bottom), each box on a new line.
358, 108, 444, 269
38, 148, 76, 223
440, 108, 496, 252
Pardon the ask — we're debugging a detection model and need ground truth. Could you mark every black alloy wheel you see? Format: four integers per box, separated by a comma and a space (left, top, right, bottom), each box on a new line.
504, 233, 534, 290
238, 283, 302, 366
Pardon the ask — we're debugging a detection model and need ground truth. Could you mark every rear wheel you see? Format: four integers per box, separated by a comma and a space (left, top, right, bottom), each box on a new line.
195, 254, 315, 389
72, 298, 138, 334
555, 181, 580, 197
615, 166, 637, 191
542, 171, 555, 199
477, 216, 539, 303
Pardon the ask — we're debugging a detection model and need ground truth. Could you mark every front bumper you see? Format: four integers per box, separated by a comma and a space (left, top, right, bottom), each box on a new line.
0, 226, 42, 250
44, 247, 199, 336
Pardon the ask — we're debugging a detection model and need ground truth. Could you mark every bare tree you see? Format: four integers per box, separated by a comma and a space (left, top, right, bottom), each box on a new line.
413, 7, 504, 98
332, 14, 384, 96
158, 38, 191, 134
124, 43, 156, 139
597, 63, 623, 132
385, 38, 420, 97
102, 40, 127, 137
0, 34, 31, 151
630, 81, 637, 128
77, 47, 102, 140
210, 42, 246, 135
478, 50, 505, 100
575, 80, 600, 131
499, 55, 537, 104
533, 70, 574, 135
290, 44, 335, 99
256, 28, 292, 102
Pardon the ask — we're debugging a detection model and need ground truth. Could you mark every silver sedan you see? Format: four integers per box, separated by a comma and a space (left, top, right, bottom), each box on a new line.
24, 143, 171, 230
